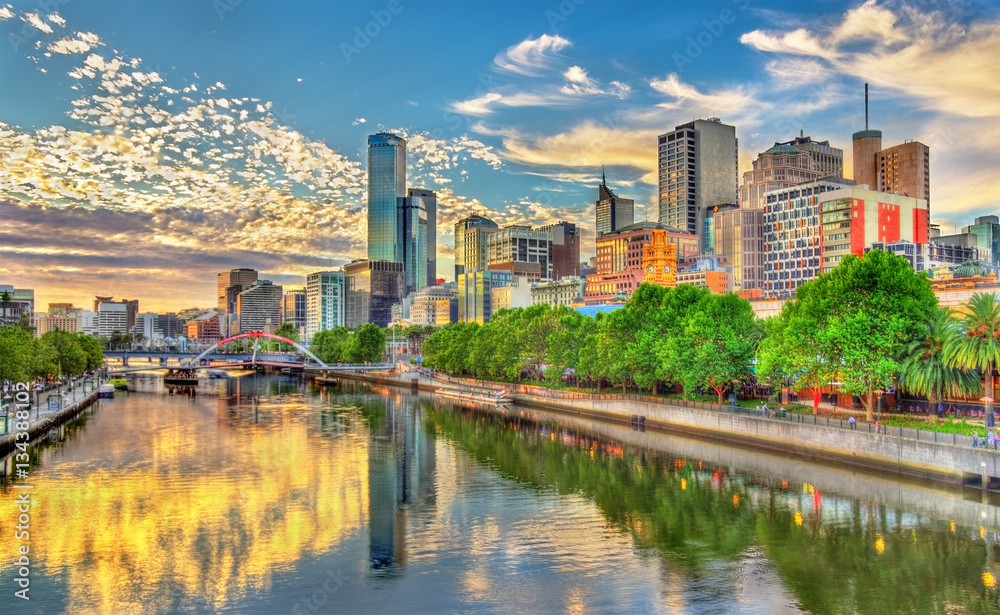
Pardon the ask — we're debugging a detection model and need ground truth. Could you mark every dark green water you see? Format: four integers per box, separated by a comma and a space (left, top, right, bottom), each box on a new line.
2, 374, 1000, 614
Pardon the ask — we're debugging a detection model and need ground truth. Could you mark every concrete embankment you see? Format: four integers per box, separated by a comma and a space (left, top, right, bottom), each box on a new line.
312, 369, 999, 489
0, 389, 101, 458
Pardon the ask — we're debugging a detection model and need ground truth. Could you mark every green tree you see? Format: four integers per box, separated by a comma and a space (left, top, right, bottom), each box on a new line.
347, 323, 387, 364
0, 324, 36, 382
310, 327, 350, 364
783, 250, 937, 421
944, 292, 1000, 422
76, 334, 105, 371
273, 322, 300, 352
899, 307, 981, 410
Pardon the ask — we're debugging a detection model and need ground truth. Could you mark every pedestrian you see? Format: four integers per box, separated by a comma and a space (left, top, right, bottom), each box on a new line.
974, 431, 980, 448
848, 416, 856, 430
755, 404, 761, 418
875, 419, 882, 435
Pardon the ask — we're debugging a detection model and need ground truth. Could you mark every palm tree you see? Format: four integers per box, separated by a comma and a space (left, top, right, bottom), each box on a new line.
944, 293, 1000, 425
899, 307, 980, 410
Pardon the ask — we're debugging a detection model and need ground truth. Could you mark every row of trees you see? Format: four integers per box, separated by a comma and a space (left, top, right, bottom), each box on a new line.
309, 323, 387, 364
422, 250, 1000, 420
0, 325, 104, 383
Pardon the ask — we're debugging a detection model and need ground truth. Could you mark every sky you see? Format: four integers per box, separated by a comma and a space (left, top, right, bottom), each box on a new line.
1, 0, 998, 312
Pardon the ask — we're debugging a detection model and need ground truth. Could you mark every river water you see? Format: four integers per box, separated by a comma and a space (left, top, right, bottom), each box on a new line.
2, 374, 1000, 614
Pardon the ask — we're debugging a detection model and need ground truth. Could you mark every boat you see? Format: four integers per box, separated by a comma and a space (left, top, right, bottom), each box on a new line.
208, 369, 229, 378
98, 384, 116, 399
164, 368, 199, 385
109, 377, 129, 391
435, 388, 512, 405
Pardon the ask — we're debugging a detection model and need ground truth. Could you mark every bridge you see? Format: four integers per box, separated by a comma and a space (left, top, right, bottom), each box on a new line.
106, 331, 397, 374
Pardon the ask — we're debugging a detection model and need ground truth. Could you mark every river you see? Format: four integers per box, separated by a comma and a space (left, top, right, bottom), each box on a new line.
1, 373, 999, 614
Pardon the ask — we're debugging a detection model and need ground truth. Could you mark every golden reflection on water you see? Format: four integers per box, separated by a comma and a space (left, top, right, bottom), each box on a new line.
0, 388, 369, 614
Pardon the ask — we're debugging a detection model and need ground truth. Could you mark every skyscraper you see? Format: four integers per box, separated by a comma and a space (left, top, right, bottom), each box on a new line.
657, 118, 738, 251
305, 271, 345, 341
283, 289, 307, 338
368, 133, 407, 263
217, 268, 258, 337
399, 188, 436, 294
595, 174, 634, 237
235, 280, 282, 333
538, 221, 581, 280
453, 214, 499, 279
740, 135, 844, 209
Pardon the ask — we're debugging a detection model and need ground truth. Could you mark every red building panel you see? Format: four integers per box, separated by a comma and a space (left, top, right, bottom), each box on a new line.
913, 208, 929, 243
878, 202, 901, 243
850, 198, 866, 256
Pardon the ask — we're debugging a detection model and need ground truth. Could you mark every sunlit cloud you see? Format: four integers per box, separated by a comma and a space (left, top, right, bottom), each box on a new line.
493, 34, 571, 75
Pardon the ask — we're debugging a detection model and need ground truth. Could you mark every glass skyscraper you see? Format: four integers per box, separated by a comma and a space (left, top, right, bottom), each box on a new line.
400, 189, 437, 294
368, 133, 406, 263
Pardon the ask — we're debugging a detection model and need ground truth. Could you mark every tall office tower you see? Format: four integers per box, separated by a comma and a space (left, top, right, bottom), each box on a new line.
485, 225, 554, 282
305, 271, 345, 341
962, 216, 1000, 266
740, 135, 844, 209
536, 221, 580, 280
282, 289, 307, 337
453, 214, 500, 279
658, 118, 738, 252
235, 280, 283, 333
713, 208, 764, 292
96, 301, 128, 337
344, 259, 404, 329
368, 133, 407, 263
407, 188, 437, 288
217, 268, 258, 337
399, 189, 434, 294
93, 296, 138, 334
156, 313, 185, 338
595, 174, 634, 237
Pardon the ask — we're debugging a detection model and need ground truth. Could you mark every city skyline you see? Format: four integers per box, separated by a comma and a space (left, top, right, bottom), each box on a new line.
1, 0, 998, 311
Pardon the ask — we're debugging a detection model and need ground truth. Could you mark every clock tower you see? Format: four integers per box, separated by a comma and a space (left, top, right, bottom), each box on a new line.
641, 227, 677, 287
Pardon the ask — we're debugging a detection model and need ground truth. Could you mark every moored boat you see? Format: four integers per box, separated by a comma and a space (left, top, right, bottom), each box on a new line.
435, 388, 512, 405
109, 377, 129, 391
98, 384, 116, 398
164, 368, 199, 385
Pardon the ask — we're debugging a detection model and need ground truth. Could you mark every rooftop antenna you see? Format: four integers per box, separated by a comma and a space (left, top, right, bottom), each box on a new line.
800, 129, 804, 138
864, 82, 869, 130
601, 165, 606, 187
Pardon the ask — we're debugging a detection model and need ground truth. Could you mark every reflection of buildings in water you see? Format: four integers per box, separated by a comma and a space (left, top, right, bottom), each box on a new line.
368, 393, 437, 571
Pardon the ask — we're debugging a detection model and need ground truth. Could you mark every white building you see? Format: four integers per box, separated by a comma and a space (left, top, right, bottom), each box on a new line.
306, 271, 345, 341
409, 283, 457, 325
531, 277, 585, 308
491, 275, 533, 312
97, 302, 128, 337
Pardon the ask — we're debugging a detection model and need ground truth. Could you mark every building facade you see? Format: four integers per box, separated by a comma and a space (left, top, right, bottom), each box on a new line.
962, 215, 1000, 266
344, 259, 404, 329
657, 117, 738, 250
596, 176, 634, 238
485, 225, 553, 281
713, 208, 764, 291
187, 312, 221, 343
217, 268, 258, 337
454, 214, 500, 279
641, 228, 678, 287
0, 285, 34, 328
305, 271, 345, 340
236, 280, 283, 333
740, 135, 844, 210
368, 133, 406, 263
409, 283, 457, 326
762, 179, 854, 297
283, 289, 307, 338
531, 277, 586, 308
538, 221, 581, 280
97, 301, 128, 337
491, 276, 533, 313
852, 129, 930, 208
406, 188, 437, 289
866, 241, 986, 274
457, 269, 512, 324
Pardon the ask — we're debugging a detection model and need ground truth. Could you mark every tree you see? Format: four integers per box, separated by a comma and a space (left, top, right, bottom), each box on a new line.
311, 327, 350, 364
944, 292, 1000, 424
0, 324, 36, 382
347, 323, 387, 364
779, 250, 937, 421
273, 322, 300, 352
899, 307, 981, 410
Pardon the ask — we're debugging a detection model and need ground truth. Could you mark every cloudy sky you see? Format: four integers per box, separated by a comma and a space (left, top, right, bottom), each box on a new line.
1, 0, 998, 312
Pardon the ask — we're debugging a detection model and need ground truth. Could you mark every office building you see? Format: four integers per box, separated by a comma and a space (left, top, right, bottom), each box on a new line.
531, 277, 585, 308
187, 312, 221, 343
675, 270, 731, 294
819, 186, 929, 273
97, 301, 128, 337
866, 241, 986, 274
305, 271, 345, 340
713, 208, 764, 292
491, 276, 533, 312
409, 283, 457, 326
457, 269, 513, 324
344, 259, 404, 329
37, 303, 82, 335
961, 216, 1000, 266
762, 179, 854, 297
877, 141, 930, 206
657, 118, 738, 250
740, 135, 844, 209
217, 268, 258, 337
485, 225, 553, 282
236, 280, 283, 333
283, 289, 307, 338
537, 221, 581, 280
454, 214, 500, 279
407, 188, 437, 288
368, 132, 407, 263
399, 189, 435, 294
156, 313, 186, 339
596, 175, 634, 237
133, 312, 162, 342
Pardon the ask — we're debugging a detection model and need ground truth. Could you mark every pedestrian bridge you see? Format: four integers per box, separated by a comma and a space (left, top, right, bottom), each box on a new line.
106, 331, 397, 374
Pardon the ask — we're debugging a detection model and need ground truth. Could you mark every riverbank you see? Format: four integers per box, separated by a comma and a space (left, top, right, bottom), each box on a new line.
313, 368, 1000, 490
0, 377, 104, 458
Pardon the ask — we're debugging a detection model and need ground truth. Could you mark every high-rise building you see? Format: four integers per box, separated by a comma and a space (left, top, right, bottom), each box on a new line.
657, 118, 738, 250
407, 188, 437, 288
133, 312, 162, 342
740, 135, 844, 209
457, 269, 512, 324
235, 280, 283, 333
368, 133, 407, 263
399, 189, 431, 294
454, 214, 500, 279
818, 186, 929, 274
409, 283, 457, 326
217, 268, 258, 336
96, 301, 128, 337
713, 208, 764, 292
344, 259, 404, 329
485, 225, 553, 282
156, 313, 186, 339
962, 216, 1000, 266
596, 175, 634, 238
283, 289, 307, 337
187, 312, 221, 343
38, 303, 82, 335
762, 179, 854, 297
305, 271, 345, 340
537, 221, 581, 280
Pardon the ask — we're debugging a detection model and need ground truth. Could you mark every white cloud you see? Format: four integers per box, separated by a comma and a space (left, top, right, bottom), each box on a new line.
494, 34, 571, 75
46, 13, 66, 27
352, 117, 366, 125
0, 6, 15, 20
48, 32, 102, 55
23, 12, 53, 33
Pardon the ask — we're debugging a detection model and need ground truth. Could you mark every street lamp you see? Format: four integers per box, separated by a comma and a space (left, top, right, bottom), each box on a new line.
875, 389, 884, 423
982, 396, 995, 428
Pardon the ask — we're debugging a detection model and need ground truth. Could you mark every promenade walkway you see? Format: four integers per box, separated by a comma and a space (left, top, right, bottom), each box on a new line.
0, 374, 106, 456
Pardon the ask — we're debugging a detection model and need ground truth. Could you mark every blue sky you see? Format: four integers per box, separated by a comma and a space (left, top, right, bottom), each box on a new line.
1, 0, 998, 311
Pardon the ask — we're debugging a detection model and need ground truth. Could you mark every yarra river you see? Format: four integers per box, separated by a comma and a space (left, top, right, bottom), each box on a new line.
3, 375, 1000, 614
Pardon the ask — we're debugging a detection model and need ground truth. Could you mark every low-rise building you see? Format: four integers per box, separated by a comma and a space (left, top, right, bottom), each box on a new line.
531, 277, 585, 307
